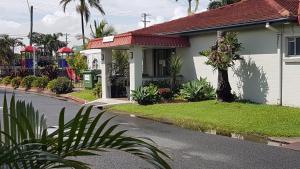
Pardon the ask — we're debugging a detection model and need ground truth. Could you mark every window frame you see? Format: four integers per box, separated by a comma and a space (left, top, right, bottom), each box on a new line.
287, 36, 300, 57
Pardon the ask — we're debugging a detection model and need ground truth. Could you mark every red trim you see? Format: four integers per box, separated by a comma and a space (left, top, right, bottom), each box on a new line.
87, 33, 190, 49
58, 47, 74, 53
21, 45, 37, 53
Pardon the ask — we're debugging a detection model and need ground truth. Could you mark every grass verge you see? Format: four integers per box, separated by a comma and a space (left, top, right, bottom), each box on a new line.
110, 101, 300, 137
70, 89, 97, 102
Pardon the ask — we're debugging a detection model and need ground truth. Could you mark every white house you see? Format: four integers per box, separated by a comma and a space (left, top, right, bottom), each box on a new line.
80, 49, 102, 70
87, 0, 300, 107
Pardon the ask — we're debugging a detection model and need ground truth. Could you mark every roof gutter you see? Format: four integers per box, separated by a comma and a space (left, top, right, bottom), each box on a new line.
167, 17, 296, 36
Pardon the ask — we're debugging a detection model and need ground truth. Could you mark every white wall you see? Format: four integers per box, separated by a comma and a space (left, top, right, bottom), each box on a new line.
129, 46, 144, 100
87, 53, 102, 70
177, 27, 281, 105
281, 24, 300, 107
81, 49, 102, 70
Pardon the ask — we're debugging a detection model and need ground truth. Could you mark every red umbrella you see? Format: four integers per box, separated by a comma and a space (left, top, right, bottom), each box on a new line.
58, 47, 73, 54
21, 45, 38, 53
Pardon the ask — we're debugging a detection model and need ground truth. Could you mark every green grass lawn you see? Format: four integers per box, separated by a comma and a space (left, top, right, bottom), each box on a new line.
110, 101, 300, 137
70, 89, 97, 102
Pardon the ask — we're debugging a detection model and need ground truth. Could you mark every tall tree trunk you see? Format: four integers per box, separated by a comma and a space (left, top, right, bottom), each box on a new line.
217, 68, 233, 102
216, 31, 234, 102
188, 0, 192, 15
80, 12, 86, 46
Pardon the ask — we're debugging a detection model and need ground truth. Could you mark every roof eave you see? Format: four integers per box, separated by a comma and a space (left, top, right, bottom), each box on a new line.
167, 17, 297, 36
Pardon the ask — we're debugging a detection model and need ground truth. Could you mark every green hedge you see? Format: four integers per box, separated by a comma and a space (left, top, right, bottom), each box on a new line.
48, 77, 73, 94
2, 76, 12, 86
32, 76, 49, 89
21, 75, 37, 90
11, 77, 22, 89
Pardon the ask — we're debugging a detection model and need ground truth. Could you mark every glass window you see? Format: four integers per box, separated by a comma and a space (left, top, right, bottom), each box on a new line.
288, 38, 295, 56
92, 59, 98, 70
287, 37, 300, 56
296, 38, 300, 55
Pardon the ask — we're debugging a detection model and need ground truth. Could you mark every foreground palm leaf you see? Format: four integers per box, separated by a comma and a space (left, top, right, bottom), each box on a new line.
0, 94, 171, 169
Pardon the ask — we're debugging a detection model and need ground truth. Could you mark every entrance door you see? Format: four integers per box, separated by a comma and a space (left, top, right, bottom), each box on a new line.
153, 49, 174, 77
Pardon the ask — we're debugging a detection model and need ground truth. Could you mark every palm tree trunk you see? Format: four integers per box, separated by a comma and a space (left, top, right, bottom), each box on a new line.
188, 0, 192, 15
80, 12, 86, 46
216, 31, 234, 102
217, 68, 233, 102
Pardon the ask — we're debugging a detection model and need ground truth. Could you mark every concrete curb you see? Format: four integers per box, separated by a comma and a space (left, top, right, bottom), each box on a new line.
0, 85, 87, 105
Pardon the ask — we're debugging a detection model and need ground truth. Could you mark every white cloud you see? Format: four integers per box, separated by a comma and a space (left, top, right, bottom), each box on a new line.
42, 11, 76, 25
0, 19, 21, 29
0, 0, 211, 46
138, 15, 165, 28
172, 6, 188, 20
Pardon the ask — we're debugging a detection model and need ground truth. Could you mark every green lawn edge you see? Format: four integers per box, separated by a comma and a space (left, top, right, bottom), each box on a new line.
70, 89, 97, 102
110, 101, 300, 137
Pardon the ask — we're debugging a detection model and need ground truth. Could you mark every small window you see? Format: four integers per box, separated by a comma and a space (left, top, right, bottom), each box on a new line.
92, 59, 99, 70
287, 37, 300, 56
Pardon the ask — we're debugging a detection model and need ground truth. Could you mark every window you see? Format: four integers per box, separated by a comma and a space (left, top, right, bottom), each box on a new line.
287, 37, 300, 56
92, 59, 99, 70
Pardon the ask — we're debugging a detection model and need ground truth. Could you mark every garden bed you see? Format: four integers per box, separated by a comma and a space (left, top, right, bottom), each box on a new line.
110, 101, 300, 137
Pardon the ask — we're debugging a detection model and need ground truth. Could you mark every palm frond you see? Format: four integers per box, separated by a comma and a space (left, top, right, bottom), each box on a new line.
0, 94, 171, 169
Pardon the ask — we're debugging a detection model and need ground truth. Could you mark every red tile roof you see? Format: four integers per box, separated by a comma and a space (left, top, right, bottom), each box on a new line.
133, 0, 299, 35
87, 33, 190, 49
88, 0, 299, 49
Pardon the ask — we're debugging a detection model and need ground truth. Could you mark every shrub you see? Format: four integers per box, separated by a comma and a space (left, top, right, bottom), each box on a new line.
93, 83, 102, 98
32, 76, 49, 89
2, 76, 12, 86
143, 80, 170, 88
180, 77, 215, 102
40, 65, 59, 80
158, 88, 174, 101
48, 77, 73, 94
132, 84, 160, 105
21, 75, 37, 89
47, 79, 57, 92
11, 77, 22, 89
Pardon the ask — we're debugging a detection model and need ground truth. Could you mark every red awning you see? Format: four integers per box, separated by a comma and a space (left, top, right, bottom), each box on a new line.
58, 47, 74, 53
87, 33, 190, 49
21, 45, 37, 53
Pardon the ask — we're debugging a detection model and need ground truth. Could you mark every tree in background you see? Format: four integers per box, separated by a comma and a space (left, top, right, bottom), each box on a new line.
200, 32, 242, 102
111, 50, 129, 77
90, 20, 116, 38
60, 0, 105, 46
208, 0, 241, 9
176, 0, 200, 15
31, 32, 66, 57
0, 34, 23, 66
66, 52, 88, 78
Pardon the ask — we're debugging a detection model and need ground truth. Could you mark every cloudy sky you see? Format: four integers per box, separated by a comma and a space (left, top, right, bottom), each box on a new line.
0, 0, 210, 46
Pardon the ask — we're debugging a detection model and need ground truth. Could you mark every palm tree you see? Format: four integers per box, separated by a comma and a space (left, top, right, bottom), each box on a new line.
60, 0, 105, 46
0, 94, 171, 169
208, 0, 241, 9
31, 32, 65, 57
90, 20, 116, 38
169, 55, 182, 90
176, 0, 199, 15
200, 32, 242, 102
0, 35, 23, 66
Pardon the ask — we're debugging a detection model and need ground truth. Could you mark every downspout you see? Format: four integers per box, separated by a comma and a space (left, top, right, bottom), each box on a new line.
265, 22, 283, 105
279, 26, 283, 106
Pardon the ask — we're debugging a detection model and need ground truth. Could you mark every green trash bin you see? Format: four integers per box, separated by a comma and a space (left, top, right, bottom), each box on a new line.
83, 70, 101, 89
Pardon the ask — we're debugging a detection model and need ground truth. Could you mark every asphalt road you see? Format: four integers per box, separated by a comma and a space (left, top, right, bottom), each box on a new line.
0, 90, 300, 169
